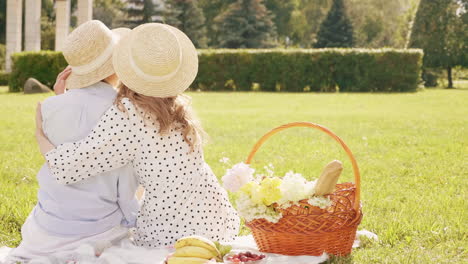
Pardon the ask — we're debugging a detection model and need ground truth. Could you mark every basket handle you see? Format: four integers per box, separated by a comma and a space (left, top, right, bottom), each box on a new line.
245, 122, 361, 212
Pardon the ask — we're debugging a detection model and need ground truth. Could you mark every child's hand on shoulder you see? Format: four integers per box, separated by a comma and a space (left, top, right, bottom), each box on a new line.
54, 66, 72, 95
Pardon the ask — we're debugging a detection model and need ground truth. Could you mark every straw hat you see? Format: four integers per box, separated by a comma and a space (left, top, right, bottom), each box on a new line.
63, 21, 129, 90
113, 23, 199, 98
112, 27, 131, 38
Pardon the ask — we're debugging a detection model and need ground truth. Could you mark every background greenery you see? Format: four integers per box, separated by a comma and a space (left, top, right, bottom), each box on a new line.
195, 49, 422, 92
8, 51, 66, 93
0, 86, 466, 263
0, 72, 8, 86
0, 0, 418, 49
0, 0, 466, 88
408, 0, 468, 88
8, 49, 423, 93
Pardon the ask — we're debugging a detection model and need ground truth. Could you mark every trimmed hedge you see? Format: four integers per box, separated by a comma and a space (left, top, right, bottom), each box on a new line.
0, 44, 5, 71
9, 51, 67, 92
195, 49, 423, 92
0, 71, 9, 86
8, 49, 423, 93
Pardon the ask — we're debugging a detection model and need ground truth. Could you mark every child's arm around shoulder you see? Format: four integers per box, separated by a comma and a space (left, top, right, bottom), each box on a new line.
39, 98, 140, 185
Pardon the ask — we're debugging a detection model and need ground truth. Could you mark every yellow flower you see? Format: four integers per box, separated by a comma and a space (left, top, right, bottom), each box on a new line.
260, 177, 283, 206
240, 182, 263, 205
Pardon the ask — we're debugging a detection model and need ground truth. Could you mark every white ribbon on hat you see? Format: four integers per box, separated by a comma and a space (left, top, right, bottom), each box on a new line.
71, 35, 118, 75
128, 27, 183, 83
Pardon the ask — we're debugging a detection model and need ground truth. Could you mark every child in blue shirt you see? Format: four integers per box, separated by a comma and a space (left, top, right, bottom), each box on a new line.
5, 22, 139, 263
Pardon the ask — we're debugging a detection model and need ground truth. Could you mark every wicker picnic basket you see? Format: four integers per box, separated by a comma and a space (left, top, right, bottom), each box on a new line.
244, 122, 363, 256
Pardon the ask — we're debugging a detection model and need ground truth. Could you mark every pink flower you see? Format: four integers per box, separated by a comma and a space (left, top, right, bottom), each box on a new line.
222, 162, 255, 192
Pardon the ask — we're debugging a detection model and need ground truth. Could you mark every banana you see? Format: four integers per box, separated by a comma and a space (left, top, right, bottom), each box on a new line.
174, 236, 220, 257
173, 246, 217, 259
167, 256, 212, 264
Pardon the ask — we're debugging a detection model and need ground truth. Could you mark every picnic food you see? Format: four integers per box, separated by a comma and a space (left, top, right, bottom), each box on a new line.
314, 160, 343, 196
174, 235, 220, 257
224, 251, 267, 264
173, 246, 218, 259
167, 256, 214, 264
167, 235, 230, 263
214, 241, 233, 258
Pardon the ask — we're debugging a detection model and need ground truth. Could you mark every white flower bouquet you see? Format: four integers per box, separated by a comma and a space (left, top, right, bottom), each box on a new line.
221, 161, 332, 223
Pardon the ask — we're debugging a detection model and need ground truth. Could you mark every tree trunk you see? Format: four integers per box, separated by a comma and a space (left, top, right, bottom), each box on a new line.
447, 66, 453, 88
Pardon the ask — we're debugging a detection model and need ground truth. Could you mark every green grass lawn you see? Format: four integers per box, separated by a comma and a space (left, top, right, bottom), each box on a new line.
0, 86, 467, 263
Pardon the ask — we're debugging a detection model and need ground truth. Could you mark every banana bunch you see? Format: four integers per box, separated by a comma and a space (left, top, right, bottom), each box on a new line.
167, 236, 223, 264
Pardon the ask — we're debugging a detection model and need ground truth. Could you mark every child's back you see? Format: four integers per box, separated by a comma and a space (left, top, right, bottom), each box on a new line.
6, 82, 138, 263
36, 82, 138, 236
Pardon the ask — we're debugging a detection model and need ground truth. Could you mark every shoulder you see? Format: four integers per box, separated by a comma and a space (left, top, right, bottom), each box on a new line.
41, 92, 80, 118
120, 97, 135, 110
114, 97, 139, 115
101, 97, 139, 123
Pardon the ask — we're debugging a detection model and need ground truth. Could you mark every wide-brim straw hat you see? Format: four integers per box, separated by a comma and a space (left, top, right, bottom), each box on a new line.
63, 21, 130, 90
113, 23, 198, 98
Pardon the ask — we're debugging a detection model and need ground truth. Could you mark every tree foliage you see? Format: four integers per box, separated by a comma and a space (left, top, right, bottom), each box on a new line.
408, 0, 468, 87
125, 0, 164, 28
41, 0, 56, 51
315, 0, 354, 48
0, 0, 5, 44
165, 0, 208, 48
214, 0, 277, 48
198, 0, 236, 47
347, 0, 419, 48
93, 0, 127, 28
287, 0, 330, 47
264, 0, 296, 45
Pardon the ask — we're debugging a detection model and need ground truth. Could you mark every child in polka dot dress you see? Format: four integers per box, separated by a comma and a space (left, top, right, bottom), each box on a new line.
35, 23, 240, 248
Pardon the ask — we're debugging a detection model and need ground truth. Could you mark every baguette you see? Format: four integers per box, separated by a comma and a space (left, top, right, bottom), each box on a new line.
314, 160, 343, 196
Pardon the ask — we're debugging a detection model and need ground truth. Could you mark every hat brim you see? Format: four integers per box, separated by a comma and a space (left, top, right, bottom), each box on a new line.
112, 25, 199, 98
65, 57, 114, 90
66, 29, 130, 90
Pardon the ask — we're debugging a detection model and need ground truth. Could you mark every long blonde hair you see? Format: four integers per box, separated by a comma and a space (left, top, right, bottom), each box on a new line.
115, 84, 204, 149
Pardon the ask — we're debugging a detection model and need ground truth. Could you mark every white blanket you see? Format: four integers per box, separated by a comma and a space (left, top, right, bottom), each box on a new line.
0, 230, 378, 264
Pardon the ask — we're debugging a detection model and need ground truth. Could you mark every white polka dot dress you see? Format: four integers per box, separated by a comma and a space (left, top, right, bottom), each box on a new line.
45, 98, 240, 248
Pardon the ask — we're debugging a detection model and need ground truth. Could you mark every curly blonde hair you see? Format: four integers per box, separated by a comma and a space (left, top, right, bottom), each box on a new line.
115, 84, 205, 149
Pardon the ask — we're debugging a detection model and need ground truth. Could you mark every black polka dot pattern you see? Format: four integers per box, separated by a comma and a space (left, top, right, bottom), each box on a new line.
46, 98, 240, 247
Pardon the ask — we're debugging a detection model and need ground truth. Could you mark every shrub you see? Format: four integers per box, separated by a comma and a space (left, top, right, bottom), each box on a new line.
422, 68, 441, 87
195, 49, 423, 92
0, 71, 9, 86
9, 51, 67, 92
0, 44, 5, 71
8, 49, 423, 93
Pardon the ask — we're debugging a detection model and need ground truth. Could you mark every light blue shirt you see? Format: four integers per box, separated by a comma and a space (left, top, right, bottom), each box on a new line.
33, 82, 139, 237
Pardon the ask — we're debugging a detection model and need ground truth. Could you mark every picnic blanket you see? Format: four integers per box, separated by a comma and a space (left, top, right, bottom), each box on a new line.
0, 230, 377, 264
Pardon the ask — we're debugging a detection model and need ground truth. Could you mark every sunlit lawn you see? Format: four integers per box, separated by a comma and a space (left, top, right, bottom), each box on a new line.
0, 86, 467, 263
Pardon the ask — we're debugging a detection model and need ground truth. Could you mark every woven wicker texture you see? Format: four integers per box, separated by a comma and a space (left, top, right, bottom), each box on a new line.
245, 122, 362, 256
